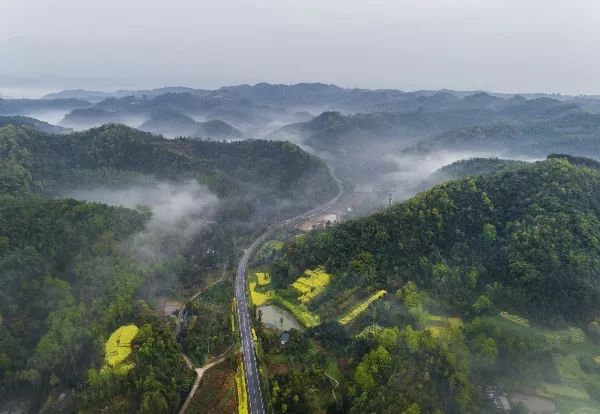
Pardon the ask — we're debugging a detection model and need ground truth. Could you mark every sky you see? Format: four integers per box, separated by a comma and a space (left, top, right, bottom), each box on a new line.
1, 0, 599, 97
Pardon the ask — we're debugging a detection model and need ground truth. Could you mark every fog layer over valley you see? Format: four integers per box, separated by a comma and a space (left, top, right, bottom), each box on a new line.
4, 82, 600, 414
64, 180, 219, 262
5, 82, 597, 216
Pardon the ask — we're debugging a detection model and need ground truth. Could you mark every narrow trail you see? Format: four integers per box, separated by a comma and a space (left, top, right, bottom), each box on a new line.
176, 265, 229, 412
178, 356, 226, 414
176, 265, 227, 336
325, 373, 340, 402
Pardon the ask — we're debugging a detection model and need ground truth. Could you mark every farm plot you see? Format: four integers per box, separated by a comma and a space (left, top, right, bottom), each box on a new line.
338, 290, 387, 325
103, 324, 139, 374
292, 268, 331, 303
249, 270, 322, 328
425, 315, 463, 338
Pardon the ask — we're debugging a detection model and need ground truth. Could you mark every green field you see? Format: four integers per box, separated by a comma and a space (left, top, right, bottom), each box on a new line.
249, 269, 322, 327
499, 311, 530, 327
424, 315, 463, 338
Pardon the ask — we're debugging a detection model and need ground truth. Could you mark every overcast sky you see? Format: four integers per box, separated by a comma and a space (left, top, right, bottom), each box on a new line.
1, 0, 599, 97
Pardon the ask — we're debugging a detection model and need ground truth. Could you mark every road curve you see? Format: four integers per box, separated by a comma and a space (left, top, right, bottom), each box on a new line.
235, 170, 342, 414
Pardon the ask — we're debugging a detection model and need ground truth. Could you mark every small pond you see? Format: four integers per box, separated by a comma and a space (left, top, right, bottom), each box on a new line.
258, 305, 303, 331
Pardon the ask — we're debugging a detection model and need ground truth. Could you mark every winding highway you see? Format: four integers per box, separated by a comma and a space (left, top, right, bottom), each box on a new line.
235, 171, 342, 414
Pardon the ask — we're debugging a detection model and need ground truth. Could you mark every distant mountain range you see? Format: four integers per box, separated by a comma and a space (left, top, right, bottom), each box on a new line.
42, 86, 208, 102
3, 83, 600, 185
0, 115, 72, 134
138, 110, 243, 139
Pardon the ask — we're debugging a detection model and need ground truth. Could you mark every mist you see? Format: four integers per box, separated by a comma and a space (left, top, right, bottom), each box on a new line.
65, 179, 219, 262
381, 150, 493, 200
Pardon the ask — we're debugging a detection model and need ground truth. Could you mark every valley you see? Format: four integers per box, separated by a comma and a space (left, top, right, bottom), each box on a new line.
4, 84, 600, 414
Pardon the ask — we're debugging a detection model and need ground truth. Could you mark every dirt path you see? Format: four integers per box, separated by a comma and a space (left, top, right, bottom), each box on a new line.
176, 265, 227, 336
176, 265, 229, 412
178, 356, 226, 414
325, 373, 339, 401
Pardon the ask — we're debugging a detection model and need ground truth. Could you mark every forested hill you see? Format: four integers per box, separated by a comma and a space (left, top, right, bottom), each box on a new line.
428, 157, 529, 184
0, 122, 338, 412
275, 155, 600, 323
0, 196, 192, 412
411, 111, 600, 158
0, 115, 72, 134
0, 123, 337, 213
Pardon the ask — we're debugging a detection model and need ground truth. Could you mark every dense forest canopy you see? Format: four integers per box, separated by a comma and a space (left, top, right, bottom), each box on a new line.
5, 82, 600, 413
0, 121, 338, 412
250, 155, 600, 413
275, 156, 600, 323
0, 123, 336, 210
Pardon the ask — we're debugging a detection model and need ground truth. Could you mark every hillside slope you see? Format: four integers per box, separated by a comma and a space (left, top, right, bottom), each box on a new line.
276, 156, 600, 322
253, 155, 600, 413
0, 123, 337, 214
0, 122, 338, 412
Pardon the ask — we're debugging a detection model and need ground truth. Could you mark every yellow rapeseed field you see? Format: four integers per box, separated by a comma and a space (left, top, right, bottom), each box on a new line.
292, 267, 331, 303
249, 281, 272, 306
256, 272, 271, 286
339, 290, 387, 325
236, 361, 249, 414
103, 324, 139, 374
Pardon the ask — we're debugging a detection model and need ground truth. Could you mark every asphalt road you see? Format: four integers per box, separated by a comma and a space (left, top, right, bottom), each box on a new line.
235, 172, 342, 414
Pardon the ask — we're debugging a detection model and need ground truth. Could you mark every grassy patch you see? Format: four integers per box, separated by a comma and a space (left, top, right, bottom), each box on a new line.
555, 353, 587, 385
425, 315, 463, 338
325, 357, 341, 380
499, 311, 530, 327
338, 290, 387, 325
255, 240, 284, 262
546, 327, 587, 346
537, 383, 590, 400
249, 269, 321, 327
272, 296, 320, 328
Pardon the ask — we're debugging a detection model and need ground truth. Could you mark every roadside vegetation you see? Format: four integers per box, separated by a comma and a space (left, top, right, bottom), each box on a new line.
235, 358, 249, 414
251, 156, 600, 413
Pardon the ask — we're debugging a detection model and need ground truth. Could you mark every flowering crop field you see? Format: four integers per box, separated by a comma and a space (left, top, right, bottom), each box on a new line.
236, 361, 249, 414
256, 272, 271, 286
292, 268, 331, 303
103, 324, 139, 374
338, 290, 387, 325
